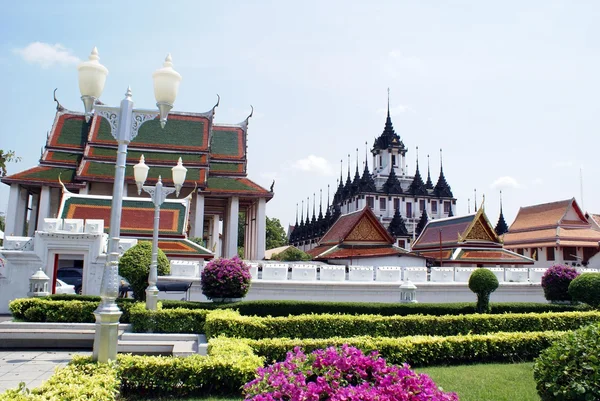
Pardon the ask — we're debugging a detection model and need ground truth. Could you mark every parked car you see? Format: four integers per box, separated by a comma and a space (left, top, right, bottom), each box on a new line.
57, 267, 83, 294
55, 279, 76, 294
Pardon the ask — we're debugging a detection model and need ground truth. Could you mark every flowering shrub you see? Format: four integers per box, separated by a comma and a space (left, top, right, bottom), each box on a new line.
201, 256, 252, 300
541, 264, 580, 302
243, 345, 458, 401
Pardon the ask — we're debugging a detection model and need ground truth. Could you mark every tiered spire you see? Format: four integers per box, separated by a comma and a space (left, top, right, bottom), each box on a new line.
342, 154, 353, 200
382, 167, 403, 194
351, 148, 361, 197
495, 191, 509, 235
425, 154, 434, 190
415, 208, 429, 237
388, 207, 409, 237
408, 147, 428, 196
373, 89, 405, 151
433, 149, 453, 198
360, 142, 377, 192
324, 184, 332, 227
317, 189, 325, 236
333, 160, 344, 204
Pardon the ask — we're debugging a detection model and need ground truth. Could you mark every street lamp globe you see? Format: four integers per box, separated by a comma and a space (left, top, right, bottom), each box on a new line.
152, 54, 182, 128
171, 157, 187, 196
133, 155, 150, 195
77, 47, 109, 121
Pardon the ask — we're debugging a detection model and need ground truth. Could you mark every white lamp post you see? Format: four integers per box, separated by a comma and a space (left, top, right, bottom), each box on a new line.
133, 155, 187, 310
77, 47, 182, 363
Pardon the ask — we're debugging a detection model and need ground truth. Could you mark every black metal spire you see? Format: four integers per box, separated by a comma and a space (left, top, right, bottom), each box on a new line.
383, 167, 403, 194
351, 148, 361, 197
360, 141, 377, 192
295, 203, 298, 226
409, 146, 428, 196
495, 190, 509, 235
425, 154, 434, 190
325, 184, 333, 229
311, 193, 316, 225
318, 189, 323, 220
373, 89, 405, 152
474, 189, 478, 212
333, 159, 344, 204
388, 206, 409, 237
433, 149, 453, 198
343, 154, 352, 199
415, 208, 429, 237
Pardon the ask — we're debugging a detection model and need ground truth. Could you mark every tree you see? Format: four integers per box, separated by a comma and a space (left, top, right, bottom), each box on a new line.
118, 241, 170, 301
266, 217, 287, 250
0, 150, 21, 177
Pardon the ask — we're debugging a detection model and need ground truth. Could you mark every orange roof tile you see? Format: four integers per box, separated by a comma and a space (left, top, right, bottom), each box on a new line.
508, 199, 580, 232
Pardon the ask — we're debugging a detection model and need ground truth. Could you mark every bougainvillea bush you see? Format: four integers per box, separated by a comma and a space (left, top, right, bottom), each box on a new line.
541, 264, 580, 302
243, 345, 458, 401
201, 256, 252, 300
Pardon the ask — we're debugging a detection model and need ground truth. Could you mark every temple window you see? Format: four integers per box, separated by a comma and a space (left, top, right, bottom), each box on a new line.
398, 239, 406, 248
563, 247, 577, 261
419, 199, 426, 211
406, 202, 412, 217
355, 198, 359, 208
516, 248, 524, 255
366, 196, 374, 209
431, 201, 437, 213
392, 155, 396, 166
394, 198, 400, 210
444, 201, 451, 214
546, 247, 555, 261
379, 155, 383, 167
380, 198, 386, 210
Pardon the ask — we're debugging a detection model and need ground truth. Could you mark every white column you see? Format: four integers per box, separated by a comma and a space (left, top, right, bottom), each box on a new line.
210, 214, 220, 258
256, 197, 266, 260
244, 209, 252, 260
36, 186, 52, 231
28, 193, 40, 237
4, 184, 20, 236
191, 194, 205, 238
224, 197, 239, 258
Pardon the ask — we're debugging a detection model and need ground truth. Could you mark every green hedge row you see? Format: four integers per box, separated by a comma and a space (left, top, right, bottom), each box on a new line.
128, 302, 210, 333
0, 355, 119, 401
217, 299, 586, 317
0, 338, 263, 400
242, 330, 567, 367
205, 309, 600, 339
9, 298, 136, 323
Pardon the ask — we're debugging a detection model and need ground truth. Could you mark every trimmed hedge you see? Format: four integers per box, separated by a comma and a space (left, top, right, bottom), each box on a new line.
119, 338, 263, 398
242, 330, 567, 367
0, 355, 119, 401
204, 309, 600, 339
128, 302, 210, 333
215, 300, 586, 317
10, 298, 136, 323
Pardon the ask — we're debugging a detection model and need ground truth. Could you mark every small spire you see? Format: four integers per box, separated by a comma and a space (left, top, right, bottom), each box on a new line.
425, 154, 433, 190
347, 154, 351, 180
474, 189, 477, 212
433, 148, 453, 198
327, 184, 330, 207
387, 87, 390, 117
364, 141, 369, 168
319, 189, 323, 218
295, 203, 298, 226
495, 190, 509, 235
312, 193, 316, 220
300, 200, 304, 224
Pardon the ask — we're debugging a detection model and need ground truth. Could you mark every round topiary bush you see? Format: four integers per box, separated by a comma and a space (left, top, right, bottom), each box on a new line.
244, 344, 458, 400
118, 241, 170, 301
541, 264, 580, 303
534, 322, 600, 400
468, 268, 499, 313
201, 256, 251, 301
271, 247, 311, 261
569, 273, 600, 308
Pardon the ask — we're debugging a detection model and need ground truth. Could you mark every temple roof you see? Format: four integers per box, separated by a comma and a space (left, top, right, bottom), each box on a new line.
507, 198, 588, 232
372, 107, 406, 152
412, 207, 501, 251
2, 107, 270, 201
319, 207, 395, 246
417, 248, 533, 265
408, 160, 428, 196
382, 168, 403, 194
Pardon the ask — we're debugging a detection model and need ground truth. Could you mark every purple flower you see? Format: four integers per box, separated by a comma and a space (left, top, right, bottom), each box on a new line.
201, 256, 252, 299
244, 345, 458, 401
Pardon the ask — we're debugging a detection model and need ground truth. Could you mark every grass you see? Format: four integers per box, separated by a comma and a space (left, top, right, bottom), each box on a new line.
418, 362, 540, 401
139, 362, 540, 401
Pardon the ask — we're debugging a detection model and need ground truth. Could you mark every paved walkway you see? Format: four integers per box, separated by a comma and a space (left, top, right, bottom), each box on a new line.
0, 350, 90, 393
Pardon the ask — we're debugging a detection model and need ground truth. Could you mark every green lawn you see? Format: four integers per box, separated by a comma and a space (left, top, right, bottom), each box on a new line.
418, 362, 540, 401
140, 362, 540, 401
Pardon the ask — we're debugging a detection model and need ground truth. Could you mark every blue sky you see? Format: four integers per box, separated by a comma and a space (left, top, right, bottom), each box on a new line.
1, 0, 599, 230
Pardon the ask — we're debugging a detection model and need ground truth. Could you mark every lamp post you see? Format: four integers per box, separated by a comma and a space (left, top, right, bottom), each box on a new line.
133, 155, 187, 310
77, 47, 182, 363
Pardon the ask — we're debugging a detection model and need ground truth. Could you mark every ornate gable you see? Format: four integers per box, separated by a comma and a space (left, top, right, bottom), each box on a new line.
346, 218, 388, 242
460, 208, 500, 243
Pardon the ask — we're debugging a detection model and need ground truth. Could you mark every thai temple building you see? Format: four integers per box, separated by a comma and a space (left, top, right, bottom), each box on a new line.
290, 95, 456, 251
1, 100, 273, 261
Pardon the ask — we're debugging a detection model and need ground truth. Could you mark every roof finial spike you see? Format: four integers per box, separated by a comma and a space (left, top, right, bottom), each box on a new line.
387, 87, 390, 117
295, 203, 298, 225
482, 193, 485, 211
319, 189, 323, 213
53, 88, 64, 111
500, 190, 503, 212
301, 200, 304, 223
347, 154, 351, 179
327, 184, 330, 207
468, 198, 471, 214
339, 159, 343, 181
474, 189, 477, 212
415, 146, 420, 171
307, 197, 310, 223
364, 141, 368, 168
355, 148, 359, 173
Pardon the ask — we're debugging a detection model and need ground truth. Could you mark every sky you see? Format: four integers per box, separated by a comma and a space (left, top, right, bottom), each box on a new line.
1, 0, 599, 232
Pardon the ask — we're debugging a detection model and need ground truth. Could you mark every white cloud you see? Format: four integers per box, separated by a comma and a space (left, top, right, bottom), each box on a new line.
291, 155, 335, 176
14, 42, 80, 68
490, 176, 521, 189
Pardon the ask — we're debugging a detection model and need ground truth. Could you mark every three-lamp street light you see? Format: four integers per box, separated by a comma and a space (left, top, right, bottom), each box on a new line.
77, 47, 182, 363
133, 155, 187, 311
